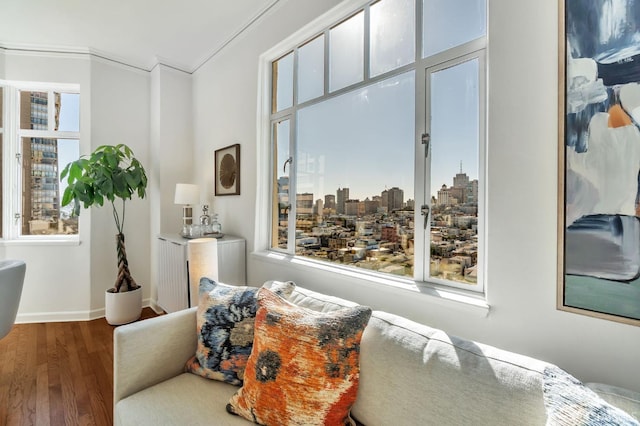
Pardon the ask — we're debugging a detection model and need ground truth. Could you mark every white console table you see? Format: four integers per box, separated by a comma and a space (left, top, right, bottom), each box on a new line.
157, 233, 246, 313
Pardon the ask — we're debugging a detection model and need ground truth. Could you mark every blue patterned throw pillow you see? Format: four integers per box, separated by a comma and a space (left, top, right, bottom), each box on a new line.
543, 366, 639, 425
185, 278, 296, 385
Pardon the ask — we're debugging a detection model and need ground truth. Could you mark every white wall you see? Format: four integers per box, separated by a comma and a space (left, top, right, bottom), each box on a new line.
149, 64, 193, 307
0, 49, 5, 77
192, 0, 640, 393
3, 51, 93, 321
3, 51, 153, 320
89, 58, 151, 312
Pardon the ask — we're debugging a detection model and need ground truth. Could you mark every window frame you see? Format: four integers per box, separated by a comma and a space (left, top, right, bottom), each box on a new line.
0, 80, 80, 242
255, 0, 487, 296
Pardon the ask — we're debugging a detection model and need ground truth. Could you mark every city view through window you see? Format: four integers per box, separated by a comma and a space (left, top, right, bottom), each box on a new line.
277, 167, 478, 285
19, 90, 79, 236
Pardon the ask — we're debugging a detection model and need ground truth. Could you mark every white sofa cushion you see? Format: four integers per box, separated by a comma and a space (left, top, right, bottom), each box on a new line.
115, 373, 247, 426
286, 285, 359, 312
351, 310, 550, 425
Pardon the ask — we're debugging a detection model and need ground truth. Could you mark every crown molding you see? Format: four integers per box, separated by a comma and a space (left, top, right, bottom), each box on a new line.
0, 41, 165, 73
191, 0, 280, 73
1, 0, 280, 77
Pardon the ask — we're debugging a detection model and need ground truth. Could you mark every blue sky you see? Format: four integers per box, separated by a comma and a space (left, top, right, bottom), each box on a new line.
277, 0, 484, 202
57, 93, 80, 199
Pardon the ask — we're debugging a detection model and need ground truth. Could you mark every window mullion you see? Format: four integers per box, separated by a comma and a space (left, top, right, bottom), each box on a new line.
48, 91, 55, 131
363, 4, 371, 82
9, 87, 21, 239
288, 113, 297, 254
415, 0, 423, 62
323, 29, 330, 97
414, 0, 426, 282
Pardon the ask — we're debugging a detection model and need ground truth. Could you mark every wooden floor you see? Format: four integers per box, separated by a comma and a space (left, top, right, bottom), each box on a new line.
0, 308, 160, 426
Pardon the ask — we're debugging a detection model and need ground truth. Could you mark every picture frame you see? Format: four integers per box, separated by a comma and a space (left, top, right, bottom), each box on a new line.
558, 0, 640, 326
215, 144, 240, 196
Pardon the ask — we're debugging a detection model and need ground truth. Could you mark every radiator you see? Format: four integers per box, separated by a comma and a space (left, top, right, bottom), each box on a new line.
157, 237, 189, 313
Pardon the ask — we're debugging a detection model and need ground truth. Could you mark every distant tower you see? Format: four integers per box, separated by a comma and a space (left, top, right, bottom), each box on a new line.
337, 187, 349, 214
386, 187, 404, 211
453, 164, 469, 188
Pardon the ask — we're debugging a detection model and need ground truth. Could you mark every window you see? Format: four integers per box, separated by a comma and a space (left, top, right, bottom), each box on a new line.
266, 0, 486, 292
1, 82, 80, 239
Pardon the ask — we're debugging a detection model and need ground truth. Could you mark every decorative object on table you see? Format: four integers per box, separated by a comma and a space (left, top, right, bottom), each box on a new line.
215, 143, 240, 196
209, 212, 223, 237
0, 259, 26, 340
199, 205, 224, 237
227, 287, 372, 425
558, 0, 640, 326
199, 204, 212, 234
185, 279, 296, 385
174, 183, 200, 237
61, 144, 147, 325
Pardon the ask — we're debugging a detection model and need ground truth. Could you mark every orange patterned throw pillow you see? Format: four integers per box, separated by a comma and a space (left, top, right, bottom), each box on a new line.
227, 287, 372, 425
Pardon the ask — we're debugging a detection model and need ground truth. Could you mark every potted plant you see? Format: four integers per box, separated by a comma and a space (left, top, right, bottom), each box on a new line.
61, 144, 148, 325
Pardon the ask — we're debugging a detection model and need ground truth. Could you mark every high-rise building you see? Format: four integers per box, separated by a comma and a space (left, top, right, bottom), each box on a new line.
337, 187, 349, 214
296, 192, 314, 215
324, 194, 336, 211
314, 199, 323, 216
345, 199, 363, 216
20, 91, 62, 235
364, 197, 380, 214
453, 172, 469, 188
382, 187, 404, 211
437, 184, 456, 206
470, 179, 479, 204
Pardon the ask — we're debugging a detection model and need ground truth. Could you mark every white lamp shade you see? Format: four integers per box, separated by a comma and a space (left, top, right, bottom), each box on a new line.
174, 183, 199, 205
187, 238, 219, 307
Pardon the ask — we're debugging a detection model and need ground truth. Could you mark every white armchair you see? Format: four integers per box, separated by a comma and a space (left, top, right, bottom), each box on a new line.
0, 259, 26, 339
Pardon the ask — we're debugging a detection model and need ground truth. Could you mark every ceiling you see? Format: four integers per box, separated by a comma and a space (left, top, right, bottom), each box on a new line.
0, 0, 278, 73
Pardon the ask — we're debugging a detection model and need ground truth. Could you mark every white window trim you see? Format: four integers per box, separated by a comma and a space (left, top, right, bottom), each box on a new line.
0, 80, 81, 242
254, 0, 489, 309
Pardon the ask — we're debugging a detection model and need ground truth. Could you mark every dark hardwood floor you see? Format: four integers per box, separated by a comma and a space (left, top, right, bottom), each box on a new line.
0, 308, 160, 426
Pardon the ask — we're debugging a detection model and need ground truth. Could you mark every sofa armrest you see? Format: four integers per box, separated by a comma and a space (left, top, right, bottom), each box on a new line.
114, 307, 197, 404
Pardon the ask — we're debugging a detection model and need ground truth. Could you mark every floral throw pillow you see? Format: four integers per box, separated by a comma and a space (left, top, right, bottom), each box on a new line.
227, 287, 372, 425
185, 278, 296, 385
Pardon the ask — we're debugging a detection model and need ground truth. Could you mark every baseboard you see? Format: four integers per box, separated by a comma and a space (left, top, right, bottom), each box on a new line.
149, 299, 165, 315
16, 310, 93, 323
15, 298, 155, 324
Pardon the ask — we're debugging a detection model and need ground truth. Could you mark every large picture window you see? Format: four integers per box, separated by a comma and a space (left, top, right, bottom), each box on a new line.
1, 83, 80, 239
266, 0, 486, 292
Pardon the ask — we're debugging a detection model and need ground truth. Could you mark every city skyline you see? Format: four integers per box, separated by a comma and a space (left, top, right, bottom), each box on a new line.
281, 165, 477, 207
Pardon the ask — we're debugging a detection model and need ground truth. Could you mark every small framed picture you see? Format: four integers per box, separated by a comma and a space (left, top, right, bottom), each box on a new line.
215, 144, 240, 196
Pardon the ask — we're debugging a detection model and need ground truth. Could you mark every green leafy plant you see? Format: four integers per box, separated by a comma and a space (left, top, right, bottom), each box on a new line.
61, 144, 147, 293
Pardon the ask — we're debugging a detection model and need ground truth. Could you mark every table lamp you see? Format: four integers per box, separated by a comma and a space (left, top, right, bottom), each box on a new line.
174, 183, 199, 236
187, 237, 219, 307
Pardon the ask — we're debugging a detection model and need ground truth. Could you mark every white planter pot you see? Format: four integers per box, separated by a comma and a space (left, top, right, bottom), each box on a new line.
105, 287, 142, 325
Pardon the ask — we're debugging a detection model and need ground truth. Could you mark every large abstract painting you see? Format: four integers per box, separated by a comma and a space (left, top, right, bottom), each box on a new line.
559, 0, 640, 325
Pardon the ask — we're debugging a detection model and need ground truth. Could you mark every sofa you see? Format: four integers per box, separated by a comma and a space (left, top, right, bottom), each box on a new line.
114, 284, 640, 425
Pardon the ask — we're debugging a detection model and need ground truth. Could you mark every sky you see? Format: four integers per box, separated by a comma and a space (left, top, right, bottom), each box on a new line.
57, 93, 80, 200
275, 0, 484, 202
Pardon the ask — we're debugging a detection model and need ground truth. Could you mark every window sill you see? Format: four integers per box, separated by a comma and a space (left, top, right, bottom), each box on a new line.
251, 250, 490, 318
0, 237, 81, 246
